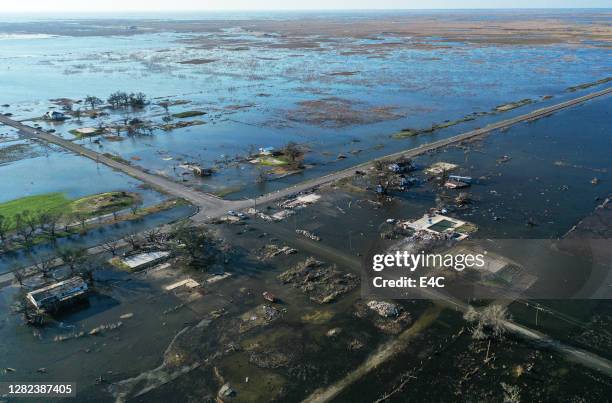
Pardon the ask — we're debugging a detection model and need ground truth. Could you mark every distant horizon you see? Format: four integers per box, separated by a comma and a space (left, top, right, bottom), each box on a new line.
2, 0, 611, 14
1, 8, 611, 17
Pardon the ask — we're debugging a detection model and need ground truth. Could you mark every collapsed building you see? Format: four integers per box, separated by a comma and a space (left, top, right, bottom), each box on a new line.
26, 277, 89, 312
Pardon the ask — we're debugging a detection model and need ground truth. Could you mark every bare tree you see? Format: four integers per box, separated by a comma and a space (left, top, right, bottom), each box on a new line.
13, 267, 26, 287
464, 305, 509, 340
144, 228, 166, 247
14, 212, 35, 247
74, 212, 88, 230
125, 233, 142, 250
57, 248, 87, 276
102, 240, 120, 256
78, 256, 100, 284
84, 95, 103, 110
282, 141, 303, 169
255, 166, 268, 184
74, 108, 82, 123
32, 256, 54, 278
130, 199, 143, 216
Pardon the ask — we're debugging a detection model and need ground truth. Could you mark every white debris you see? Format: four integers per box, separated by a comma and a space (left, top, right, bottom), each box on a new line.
367, 301, 400, 318
164, 278, 200, 291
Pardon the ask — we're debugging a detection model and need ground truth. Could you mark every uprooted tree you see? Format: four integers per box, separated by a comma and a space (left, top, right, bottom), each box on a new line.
464, 304, 509, 340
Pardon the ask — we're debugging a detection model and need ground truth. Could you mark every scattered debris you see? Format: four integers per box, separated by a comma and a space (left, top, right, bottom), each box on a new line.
278, 258, 358, 304
280, 193, 321, 209
444, 180, 470, 189
206, 273, 232, 284
239, 304, 283, 333
271, 210, 295, 221
497, 155, 511, 164
425, 162, 458, 175
218, 383, 236, 399
261, 244, 298, 260
89, 321, 123, 336
367, 301, 400, 318
263, 291, 277, 303
326, 328, 342, 337
296, 229, 321, 241
164, 278, 200, 291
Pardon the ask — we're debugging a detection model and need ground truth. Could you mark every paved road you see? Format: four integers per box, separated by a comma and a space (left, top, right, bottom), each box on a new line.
1, 86, 610, 223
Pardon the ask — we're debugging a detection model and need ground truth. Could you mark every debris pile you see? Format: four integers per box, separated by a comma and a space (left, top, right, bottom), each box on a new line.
260, 244, 298, 260
367, 300, 399, 318
279, 193, 321, 209
239, 304, 283, 333
278, 258, 358, 304
296, 229, 321, 241
248, 348, 293, 369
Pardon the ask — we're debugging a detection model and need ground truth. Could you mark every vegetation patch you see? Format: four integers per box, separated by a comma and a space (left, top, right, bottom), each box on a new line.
69, 127, 106, 138
71, 191, 140, 216
0, 193, 71, 227
0, 143, 39, 164
178, 58, 217, 64
172, 110, 207, 118
286, 97, 400, 128
392, 115, 477, 139
494, 98, 533, 112
159, 120, 205, 131
0, 191, 139, 230
566, 77, 612, 92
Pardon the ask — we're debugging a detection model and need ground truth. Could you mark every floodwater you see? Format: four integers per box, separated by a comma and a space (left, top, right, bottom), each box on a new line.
0, 11, 610, 402
0, 11, 610, 197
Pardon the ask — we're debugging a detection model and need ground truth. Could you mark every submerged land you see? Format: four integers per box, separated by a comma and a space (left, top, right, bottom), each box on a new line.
0, 9, 611, 403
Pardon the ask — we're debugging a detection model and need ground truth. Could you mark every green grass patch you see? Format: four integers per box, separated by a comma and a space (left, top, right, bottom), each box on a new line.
0, 191, 139, 230
69, 128, 105, 138
257, 156, 290, 166
172, 110, 206, 118
0, 193, 71, 226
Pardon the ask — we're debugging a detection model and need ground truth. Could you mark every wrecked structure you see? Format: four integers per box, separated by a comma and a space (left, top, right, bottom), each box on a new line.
26, 277, 89, 312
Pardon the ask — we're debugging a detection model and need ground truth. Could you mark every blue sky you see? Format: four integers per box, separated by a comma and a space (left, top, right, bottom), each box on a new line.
3, 0, 610, 13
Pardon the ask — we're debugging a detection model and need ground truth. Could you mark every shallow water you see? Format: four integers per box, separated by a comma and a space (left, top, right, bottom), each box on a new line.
1, 11, 610, 198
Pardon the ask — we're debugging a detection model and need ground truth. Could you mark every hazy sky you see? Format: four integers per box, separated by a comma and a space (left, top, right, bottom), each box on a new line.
3, 0, 609, 13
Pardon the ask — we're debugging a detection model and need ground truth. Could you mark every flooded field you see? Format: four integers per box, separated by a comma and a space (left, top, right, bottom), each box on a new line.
1, 11, 610, 197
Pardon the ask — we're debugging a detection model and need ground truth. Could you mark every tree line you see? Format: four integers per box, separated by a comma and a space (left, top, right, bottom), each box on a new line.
83, 91, 148, 110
